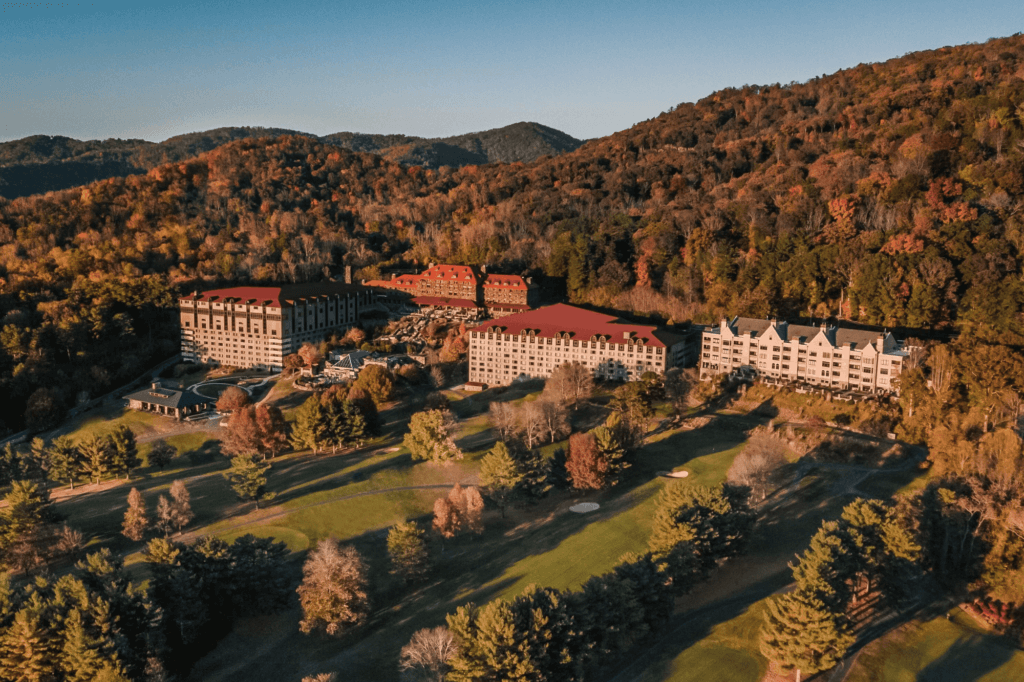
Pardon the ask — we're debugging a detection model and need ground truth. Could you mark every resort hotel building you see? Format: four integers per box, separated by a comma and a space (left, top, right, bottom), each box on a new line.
467, 303, 697, 387
699, 317, 908, 393
178, 283, 371, 371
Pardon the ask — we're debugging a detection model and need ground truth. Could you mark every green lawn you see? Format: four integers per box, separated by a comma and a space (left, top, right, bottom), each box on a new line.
633, 601, 768, 682
63, 405, 165, 442
470, 425, 749, 602
478, 481, 662, 602
847, 609, 1024, 682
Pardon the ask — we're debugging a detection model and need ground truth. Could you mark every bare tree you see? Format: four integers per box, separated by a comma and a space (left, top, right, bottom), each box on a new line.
928, 345, 957, 397
399, 626, 458, 682
727, 430, 789, 500
489, 402, 519, 442
544, 362, 594, 410
517, 401, 546, 450
537, 399, 570, 444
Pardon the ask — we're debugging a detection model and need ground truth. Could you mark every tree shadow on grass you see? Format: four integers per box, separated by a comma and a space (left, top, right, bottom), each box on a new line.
268, 452, 418, 507
914, 633, 1016, 682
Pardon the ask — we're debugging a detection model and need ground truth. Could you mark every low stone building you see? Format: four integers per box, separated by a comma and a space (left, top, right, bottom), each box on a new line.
124, 381, 214, 420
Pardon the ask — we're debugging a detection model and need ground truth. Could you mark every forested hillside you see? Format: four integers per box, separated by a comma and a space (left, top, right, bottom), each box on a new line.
2, 34, 1024, 431
0, 122, 584, 199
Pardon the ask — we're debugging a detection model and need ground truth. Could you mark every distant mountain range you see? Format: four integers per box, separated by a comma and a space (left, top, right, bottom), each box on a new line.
0, 121, 584, 199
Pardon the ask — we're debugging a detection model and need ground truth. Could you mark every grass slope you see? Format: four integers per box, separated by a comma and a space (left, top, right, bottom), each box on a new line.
846, 609, 1024, 682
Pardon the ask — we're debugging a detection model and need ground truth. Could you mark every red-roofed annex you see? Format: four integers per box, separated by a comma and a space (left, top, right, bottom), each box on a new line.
365, 263, 538, 315
467, 303, 695, 386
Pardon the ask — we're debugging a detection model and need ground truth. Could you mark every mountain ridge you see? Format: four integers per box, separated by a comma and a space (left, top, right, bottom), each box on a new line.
0, 122, 584, 199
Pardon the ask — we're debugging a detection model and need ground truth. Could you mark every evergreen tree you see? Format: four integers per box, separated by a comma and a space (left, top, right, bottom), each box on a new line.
0, 444, 21, 488
108, 425, 141, 480
347, 386, 380, 435
291, 396, 327, 454
224, 455, 273, 509
46, 436, 81, 489
649, 483, 755, 575
322, 397, 366, 454
78, 436, 112, 485
760, 590, 854, 680
405, 410, 462, 464
593, 419, 629, 483
25, 438, 48, 483
479, 442, 524, 518
446, 600, 537, 682
790, 522, 858, 611
59, 608, 105, 682
146, 439, 175, 470
387, 521, 430, 582
0, 480, 56, 572
121, 488, 149, 542
226, 534, 291, 616
0, 609, 57, 682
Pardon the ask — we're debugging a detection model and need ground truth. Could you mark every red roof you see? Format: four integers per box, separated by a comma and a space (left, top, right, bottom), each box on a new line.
482, 274, 527, 289
180, 282, 362, 309
469, 303, 672, 347
365, 275, 420, 289
411, 296, 480, 309
422, 264, 478, 283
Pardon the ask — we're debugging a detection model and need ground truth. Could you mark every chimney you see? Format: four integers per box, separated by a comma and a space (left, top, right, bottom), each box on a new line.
151, 381, 160, 390
526, 277, 532, 284
623, 331, 632, 340
391, 273, 396, 280
876, 336, 885, 351
344, 265, 352, 284
481, 264, 487, 274
429, 262, 435, 269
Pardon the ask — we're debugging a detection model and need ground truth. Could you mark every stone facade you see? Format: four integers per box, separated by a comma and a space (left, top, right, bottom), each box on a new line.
366, 263, 539, 313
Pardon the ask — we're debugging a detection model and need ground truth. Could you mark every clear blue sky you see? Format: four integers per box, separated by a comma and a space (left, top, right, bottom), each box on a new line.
2, 0, 1023, 143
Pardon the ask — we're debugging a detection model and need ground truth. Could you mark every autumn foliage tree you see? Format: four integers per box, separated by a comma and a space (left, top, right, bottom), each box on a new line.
565, 432, 609, 491
298, 540, 370, 637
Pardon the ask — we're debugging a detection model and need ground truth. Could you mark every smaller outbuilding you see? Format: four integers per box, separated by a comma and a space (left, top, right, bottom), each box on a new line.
124, 381, 214, 420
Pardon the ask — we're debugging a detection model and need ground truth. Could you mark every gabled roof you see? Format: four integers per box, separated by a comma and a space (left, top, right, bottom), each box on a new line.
124, 382, 213, 410
328, 350, 372, 370
180, 282, 363, 308
422, 264, 478, 283
722, 317, 893, 351
470, 303, 678, 348
482, 274, 528, 289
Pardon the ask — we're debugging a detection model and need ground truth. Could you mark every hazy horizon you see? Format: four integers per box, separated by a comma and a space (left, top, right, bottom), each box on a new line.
4, 0, 1024, 144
